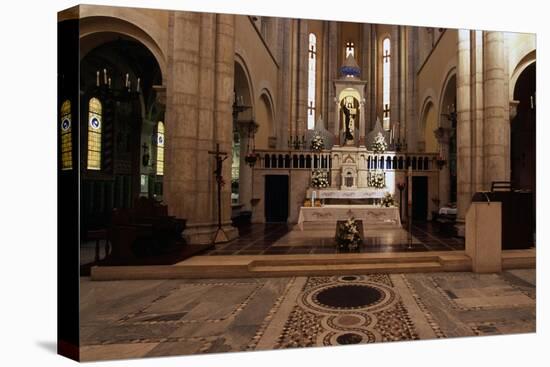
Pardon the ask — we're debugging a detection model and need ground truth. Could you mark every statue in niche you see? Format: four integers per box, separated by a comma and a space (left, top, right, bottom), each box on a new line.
341, 96, 358, 145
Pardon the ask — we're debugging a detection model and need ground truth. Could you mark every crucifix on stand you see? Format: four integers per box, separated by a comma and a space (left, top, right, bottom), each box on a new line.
208, 143, 229, 244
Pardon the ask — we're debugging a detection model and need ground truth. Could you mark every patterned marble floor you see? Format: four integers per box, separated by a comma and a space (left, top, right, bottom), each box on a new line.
79, 269, 535, 361
204, 222, 465, 255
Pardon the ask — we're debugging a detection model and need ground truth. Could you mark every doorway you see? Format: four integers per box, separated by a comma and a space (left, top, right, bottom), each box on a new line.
412, 176, 428, 221
265, 175, 289, 222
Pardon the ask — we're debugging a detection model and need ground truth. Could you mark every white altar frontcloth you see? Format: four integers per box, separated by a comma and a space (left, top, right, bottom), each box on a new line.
297, 205, 401, 230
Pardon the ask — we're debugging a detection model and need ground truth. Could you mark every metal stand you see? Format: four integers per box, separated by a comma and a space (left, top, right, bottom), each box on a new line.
208, 143, 229, 244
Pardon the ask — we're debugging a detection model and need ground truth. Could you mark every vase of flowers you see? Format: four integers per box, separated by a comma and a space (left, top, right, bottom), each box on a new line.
311, 169, 329, 188
371, 132, 388, 153
380, 192, 396, 207
310, 134, 325, 151
368, 170, 385, 189
335, 217, 362, 251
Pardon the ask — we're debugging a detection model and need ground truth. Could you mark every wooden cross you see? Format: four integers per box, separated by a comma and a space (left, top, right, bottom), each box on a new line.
208, 143, 228, 179
383, 48, 391, 63
208, 143, 228, 239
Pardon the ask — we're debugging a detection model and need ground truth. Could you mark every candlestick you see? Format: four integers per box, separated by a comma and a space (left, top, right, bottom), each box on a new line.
103, 69, 107, 85
136, 77, 140, 92
108, 77, 111, 88
125, 73, 129, 88
96, 71, 100, 87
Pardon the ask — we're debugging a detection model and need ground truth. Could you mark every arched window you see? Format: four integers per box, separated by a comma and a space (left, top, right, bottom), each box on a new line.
87, 97, 102, 170
156, 121, 165, 176
307, 33, 317, 130
382, 37, 391, 130
60, 100, 72, 170
345, 41, 355, 58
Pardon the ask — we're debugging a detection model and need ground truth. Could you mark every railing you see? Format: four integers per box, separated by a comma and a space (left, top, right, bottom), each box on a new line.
253, 150, 439, 171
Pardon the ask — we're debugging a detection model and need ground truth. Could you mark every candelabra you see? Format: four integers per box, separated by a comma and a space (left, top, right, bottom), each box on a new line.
95, 68, 141, 94
288, 134, 306, 150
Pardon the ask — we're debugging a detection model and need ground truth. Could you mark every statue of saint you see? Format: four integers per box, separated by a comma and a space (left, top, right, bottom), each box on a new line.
341, 97, 357, 144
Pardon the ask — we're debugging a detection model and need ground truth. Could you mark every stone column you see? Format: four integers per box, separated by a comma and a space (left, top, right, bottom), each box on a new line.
390, 26, 400, 134
362, 24, 372, 132
163, 11, 237, 244
327, 21, 338, 133
213, 13, 238, 241
297, 19, 309, 130
471, 30, 484, 193
164, 11, 202, 239
456, 29, 472, 222
370, 26, 378, 126
276, 19, 291, 149
483, 31, 507, 188
359, 99, 366, 146
406, 26, 418, 151
289, 19, 298, 136
322, 21, 329, 127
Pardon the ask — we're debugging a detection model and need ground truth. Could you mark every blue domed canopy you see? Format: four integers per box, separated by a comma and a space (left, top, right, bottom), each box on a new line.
340, 54, 361, 78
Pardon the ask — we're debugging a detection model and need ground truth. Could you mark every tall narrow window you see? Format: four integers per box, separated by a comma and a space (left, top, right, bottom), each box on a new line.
345, 41, 355, 58
156, 121, 165, 176
87, 97, 102, 170
60, 100, 72, 170
382, 37, 391, 130
307, 33, 317, 130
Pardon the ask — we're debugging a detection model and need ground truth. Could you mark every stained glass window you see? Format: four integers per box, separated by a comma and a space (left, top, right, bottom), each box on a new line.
382, 37, 391, 130
156, 121, 165, 176
345, 41, 355, 58
60, 100, 72, 170
307, 33, 317, 130
87, 97, 102, 170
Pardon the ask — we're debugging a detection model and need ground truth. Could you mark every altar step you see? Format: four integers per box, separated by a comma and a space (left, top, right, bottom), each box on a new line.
90, 249, 535, 281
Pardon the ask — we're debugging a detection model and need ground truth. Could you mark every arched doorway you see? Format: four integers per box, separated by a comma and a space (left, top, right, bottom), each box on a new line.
232, 61, 254, 213
511, 62, 536, 219
80, 35, 163, 232
438, 74, 457, 206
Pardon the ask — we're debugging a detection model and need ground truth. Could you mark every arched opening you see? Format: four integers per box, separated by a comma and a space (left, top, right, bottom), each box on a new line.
438, 74, 457, 206
233, 61, 254, 211
256, 93, 275, 149
79, 35, 163, 232
511, 62, 536, 216
421, 101, 437, 153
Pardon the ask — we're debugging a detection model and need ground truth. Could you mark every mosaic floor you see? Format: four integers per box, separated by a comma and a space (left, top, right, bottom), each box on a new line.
204, 222, 465, 255
79, 269, 535, 361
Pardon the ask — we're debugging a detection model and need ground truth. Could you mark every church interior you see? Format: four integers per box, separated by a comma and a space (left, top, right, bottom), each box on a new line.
57, 4, 536, 361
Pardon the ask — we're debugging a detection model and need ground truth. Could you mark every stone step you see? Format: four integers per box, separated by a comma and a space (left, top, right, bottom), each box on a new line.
249, 261, 443, 276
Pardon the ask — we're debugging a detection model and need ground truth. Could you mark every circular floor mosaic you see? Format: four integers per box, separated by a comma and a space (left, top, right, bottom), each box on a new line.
314, 284, 383, 309
336, 333, 363, 345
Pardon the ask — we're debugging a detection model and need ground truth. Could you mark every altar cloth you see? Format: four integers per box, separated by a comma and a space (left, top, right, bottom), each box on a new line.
297, 205, 401, 230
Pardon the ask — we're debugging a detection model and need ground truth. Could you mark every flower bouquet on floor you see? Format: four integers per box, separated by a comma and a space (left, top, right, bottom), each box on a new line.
380, 191, 396, 207
311, 169, 329, 188
335, 217, 362, 251
310, 134, 325, 151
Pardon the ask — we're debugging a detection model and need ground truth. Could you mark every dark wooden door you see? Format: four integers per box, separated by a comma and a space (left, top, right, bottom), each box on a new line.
412, 176, 428, 221
265, 175, 289, 222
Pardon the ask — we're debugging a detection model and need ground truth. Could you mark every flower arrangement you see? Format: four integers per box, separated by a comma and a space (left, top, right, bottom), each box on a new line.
311, 169, 329, 188
380, 192, 396, 207
368, 170, 385, 189
335, 217, 362, 251
310, 134, 325, 151
371, 132, 388, 153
